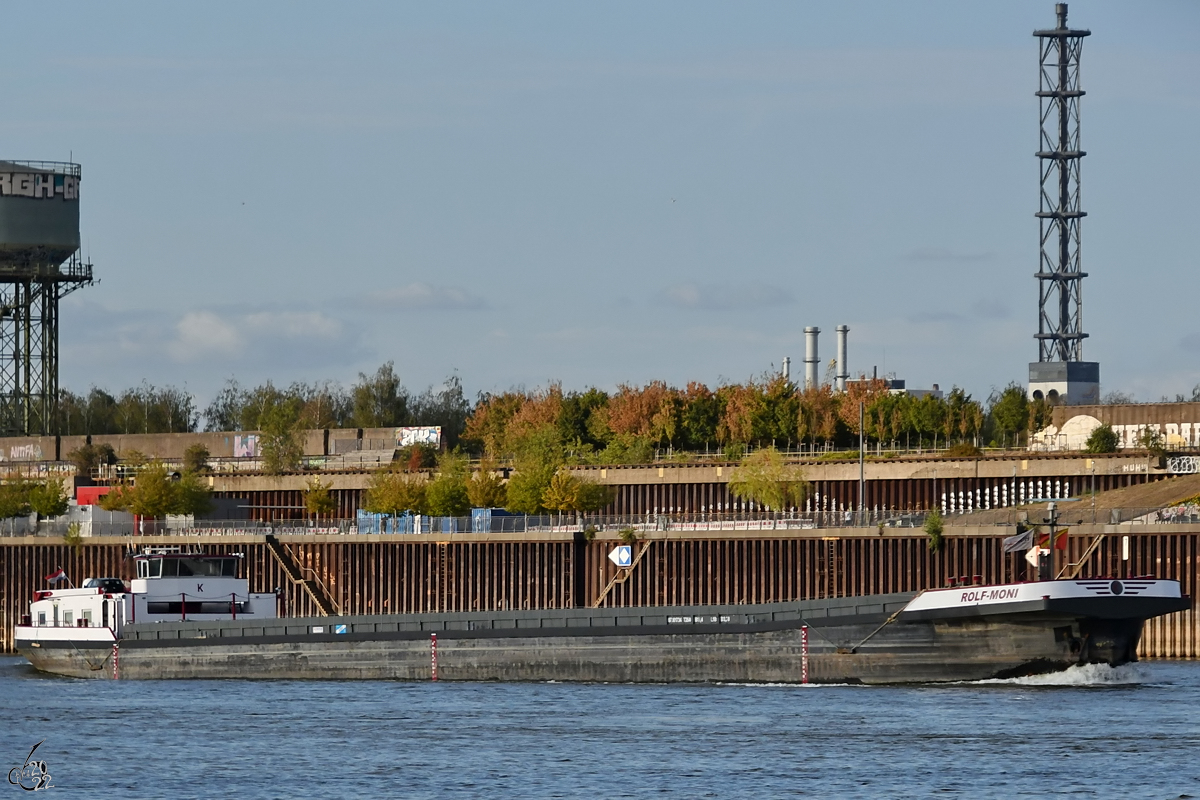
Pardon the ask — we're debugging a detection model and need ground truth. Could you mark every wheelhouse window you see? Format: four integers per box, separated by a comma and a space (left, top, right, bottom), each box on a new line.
175, 558, 237, 577
138, 556, 238, 578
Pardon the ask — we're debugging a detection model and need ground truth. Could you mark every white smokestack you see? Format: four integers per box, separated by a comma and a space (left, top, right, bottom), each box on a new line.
835, 325, 849, 392
804, 327, 820, 389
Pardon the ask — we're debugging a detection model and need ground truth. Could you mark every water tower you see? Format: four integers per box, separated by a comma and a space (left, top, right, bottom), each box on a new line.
0, 160, 94, 435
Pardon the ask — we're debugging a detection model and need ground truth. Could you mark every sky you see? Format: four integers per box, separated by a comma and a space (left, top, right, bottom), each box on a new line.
3, 1, 1198, 410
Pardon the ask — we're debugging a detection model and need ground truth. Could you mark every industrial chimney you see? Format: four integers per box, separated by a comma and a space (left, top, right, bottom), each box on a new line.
835, 325, 849, 392
803, 327, 820, 389
782, 356, 791, 382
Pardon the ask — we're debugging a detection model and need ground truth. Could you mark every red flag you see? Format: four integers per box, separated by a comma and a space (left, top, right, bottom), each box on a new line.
44, 567, 67, 584
1037, 529, 1069, 551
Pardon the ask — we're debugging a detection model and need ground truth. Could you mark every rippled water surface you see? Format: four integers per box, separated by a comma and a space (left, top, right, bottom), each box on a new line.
3, 656, 1199, 798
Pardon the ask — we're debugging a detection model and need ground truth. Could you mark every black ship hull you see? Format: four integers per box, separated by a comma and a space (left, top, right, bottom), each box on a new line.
16, 588, 1186, 684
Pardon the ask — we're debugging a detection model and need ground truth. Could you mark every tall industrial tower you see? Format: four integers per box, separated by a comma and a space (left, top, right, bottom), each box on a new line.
0, 161, 94, 436
1028, 4, 1099, 405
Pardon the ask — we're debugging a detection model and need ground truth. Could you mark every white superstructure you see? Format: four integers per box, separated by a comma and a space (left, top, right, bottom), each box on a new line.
21, 552, 276, 645
903, 578, 1182, 614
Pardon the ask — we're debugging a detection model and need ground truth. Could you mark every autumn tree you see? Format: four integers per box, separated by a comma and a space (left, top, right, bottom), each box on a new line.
463, 391, 527, 458
467, 462, 508, 508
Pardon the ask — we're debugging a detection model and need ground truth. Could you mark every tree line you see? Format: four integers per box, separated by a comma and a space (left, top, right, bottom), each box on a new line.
53, 363, 472, 446
53, 365, 1054, 463
461, 378, 1048, 463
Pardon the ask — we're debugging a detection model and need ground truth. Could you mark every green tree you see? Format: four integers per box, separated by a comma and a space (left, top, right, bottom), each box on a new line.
594, 433, 656, 465
557, 388, 610, 450
364, 468, 427, 515
260, 398, 305, 473
1085, 424, 1119, 454
0, 478, 33, 520
727, 447, 808, 512
1137, 426, 1167, 466
100, 461, 212, 518
989, 383, 1029, 447
1027, 397, 1052, 436
66, 443, 116, 476
541, 471, 611, 514
505, 462, 556, 514
28, 478, 69, 517
425, 453, 470, 516
924, 509, 944, 553
183, 443, 211, 473
351, 362, 409, 428
541, 471, 581, 513
679, 382, 720, 449
576, 479, 612, 512
504, 425, 566, 514
467, 464, 507, 508
303, 477, 337, 520
409, 374, 473, 449
174, 471, 215, 517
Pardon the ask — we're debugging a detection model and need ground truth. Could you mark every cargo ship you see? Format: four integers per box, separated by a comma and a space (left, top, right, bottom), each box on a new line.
14, 550, 1189, 684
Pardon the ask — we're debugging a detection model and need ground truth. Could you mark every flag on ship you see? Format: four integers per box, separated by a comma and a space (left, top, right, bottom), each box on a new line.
1002, 529, 1035, 553
1037, 529, 1069, 550
44, 567, 67, 584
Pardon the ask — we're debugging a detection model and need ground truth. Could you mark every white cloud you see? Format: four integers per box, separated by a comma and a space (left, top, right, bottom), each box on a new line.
661, 281, 794, 311
169, 309, 345, 363
242, 310, 343, 339
365, 283, 486, 311
167, 311, 243, 361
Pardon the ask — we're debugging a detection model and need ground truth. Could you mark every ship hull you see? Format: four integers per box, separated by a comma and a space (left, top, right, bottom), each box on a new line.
15, 587, 1184, 684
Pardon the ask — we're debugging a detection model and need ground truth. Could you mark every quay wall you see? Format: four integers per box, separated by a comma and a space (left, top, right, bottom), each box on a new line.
207, 453, 1165, 521
3, 526, 1196, 660
0, 428, 1169, 520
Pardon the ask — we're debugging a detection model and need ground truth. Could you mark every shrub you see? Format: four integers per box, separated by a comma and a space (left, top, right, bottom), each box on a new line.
924, 509, 944, 553
1084, 424, 1119, 454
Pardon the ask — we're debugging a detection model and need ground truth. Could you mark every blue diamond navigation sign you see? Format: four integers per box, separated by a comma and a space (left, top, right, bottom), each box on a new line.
608, 545, 632, 567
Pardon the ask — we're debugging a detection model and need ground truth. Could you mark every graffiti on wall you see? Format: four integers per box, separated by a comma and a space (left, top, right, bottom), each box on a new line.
396, 426, 441, 448
0, 443, 44, 462
233, 434, 260, 458
1032, 416, 1200, 452
1168, 456, 1200, 475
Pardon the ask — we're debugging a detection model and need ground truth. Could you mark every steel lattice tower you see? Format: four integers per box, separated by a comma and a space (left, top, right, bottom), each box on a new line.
1034, 4, 1089, 362
0, 161, 93, 436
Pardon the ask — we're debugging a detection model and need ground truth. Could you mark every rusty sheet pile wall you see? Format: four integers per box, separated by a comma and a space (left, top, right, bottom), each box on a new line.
3, 529, 1197, 659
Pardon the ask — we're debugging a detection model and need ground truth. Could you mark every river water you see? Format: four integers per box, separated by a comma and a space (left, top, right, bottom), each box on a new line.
2, 656, 1198, 798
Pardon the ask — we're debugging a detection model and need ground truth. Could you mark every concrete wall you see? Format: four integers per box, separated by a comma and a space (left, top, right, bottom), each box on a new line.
2, 429, 341, 462
1040, 403, 1200, 451
0, 436, 56, 463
